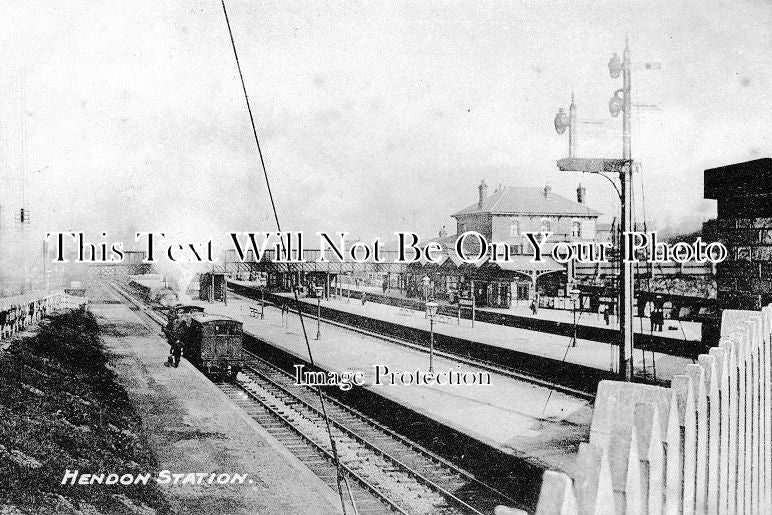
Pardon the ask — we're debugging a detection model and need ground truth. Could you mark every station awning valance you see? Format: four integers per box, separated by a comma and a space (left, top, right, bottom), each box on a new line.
482, 255, 565, 273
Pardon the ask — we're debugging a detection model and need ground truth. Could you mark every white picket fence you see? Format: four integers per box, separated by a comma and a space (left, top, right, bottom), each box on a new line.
0, 292, 86, 340
501, 305, 772, 515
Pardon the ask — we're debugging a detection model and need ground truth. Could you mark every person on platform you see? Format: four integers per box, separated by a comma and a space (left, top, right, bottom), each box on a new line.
382, 277, 388, 294
0, 309, 6, 338
361, 292, 367, 306
530, 297, 538, 315
652, 296, 664, 332
652, 307, 664, 332
601, 303, 610, 326
170, 339, 182, 368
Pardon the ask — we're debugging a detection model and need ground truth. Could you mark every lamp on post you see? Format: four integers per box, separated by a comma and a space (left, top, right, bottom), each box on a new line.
314, 286, 324, 340
569, 288, 580, 347
425, 301, 438, 373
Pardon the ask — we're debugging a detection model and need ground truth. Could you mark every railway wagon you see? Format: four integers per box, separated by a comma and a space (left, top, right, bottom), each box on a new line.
128, 278, 178, 306
163, 304, 205, 339
181, 314, 244, 378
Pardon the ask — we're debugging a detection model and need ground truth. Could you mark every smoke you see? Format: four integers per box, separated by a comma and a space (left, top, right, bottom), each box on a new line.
656, 199, 717, 240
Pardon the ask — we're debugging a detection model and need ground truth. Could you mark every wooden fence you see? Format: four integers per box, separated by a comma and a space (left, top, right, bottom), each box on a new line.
497, 304, 772, 514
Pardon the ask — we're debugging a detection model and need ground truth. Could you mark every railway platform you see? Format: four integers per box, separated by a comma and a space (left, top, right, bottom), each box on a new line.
231, 281, 693, 385
191, 293, 595, 478
348, 284, 702, 341
89, 284, 342, 515
331, 285, 706, 358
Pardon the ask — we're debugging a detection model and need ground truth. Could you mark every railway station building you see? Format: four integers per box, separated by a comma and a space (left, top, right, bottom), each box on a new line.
406, 180, 608, 308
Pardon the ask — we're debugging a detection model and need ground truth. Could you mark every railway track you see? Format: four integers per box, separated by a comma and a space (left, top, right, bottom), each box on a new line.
233, 352, 520, 514
230, 289, 596, 401
105, 281, 522, 514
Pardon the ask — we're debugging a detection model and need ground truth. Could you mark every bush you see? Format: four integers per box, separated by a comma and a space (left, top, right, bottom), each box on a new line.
0, 310, 172, 515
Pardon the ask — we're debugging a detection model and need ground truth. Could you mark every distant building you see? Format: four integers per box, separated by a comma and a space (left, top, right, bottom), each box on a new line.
451, 180, 603, 255
411, 180, 606, 308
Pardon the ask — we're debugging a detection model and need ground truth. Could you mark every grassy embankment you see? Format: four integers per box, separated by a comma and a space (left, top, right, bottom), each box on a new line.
0, 309, 172, 514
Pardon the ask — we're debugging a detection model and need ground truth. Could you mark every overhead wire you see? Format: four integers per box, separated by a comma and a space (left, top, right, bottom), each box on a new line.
218, 2, 357, 513
637, 162, 692, 372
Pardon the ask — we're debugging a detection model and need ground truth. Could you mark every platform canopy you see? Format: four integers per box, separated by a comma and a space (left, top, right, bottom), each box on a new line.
482, 255, 564, 273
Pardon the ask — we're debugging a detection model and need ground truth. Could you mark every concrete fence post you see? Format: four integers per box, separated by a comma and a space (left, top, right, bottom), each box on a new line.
685, 363, 708, 513
534, 470, 579, 515
698, 354, 720, 514
762, 306, 772, 512
709, 345, 730, 513
633, 402, 664, 514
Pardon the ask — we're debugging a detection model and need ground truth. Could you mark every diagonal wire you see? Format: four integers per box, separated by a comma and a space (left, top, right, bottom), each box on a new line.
219, 2, 357, 513
540, 307, 587, 416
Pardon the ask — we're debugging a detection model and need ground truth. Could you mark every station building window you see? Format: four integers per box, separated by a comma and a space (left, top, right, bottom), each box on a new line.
571, 220, 581, 238
510, 220, 519, 237
540, 218, 552, 233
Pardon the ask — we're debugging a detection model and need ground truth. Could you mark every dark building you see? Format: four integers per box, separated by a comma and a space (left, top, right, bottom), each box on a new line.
200, 272, 227, 302
703, 158, 772, 346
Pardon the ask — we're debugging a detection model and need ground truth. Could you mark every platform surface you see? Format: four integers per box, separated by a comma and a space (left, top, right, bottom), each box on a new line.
91, 285, 341, 515
195, 293, 597, 476
254, 286, 692, 383
344, 284, 702, 342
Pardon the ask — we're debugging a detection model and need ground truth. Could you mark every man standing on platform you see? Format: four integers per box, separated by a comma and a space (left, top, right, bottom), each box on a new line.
170, 338, 182, 368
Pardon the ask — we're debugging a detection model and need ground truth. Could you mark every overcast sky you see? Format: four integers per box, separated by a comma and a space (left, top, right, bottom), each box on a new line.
0, 0, 770, 256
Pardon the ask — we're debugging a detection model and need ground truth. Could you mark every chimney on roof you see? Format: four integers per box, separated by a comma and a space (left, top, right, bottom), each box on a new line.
543, 184, 552, 199
478, 180, 488, 208
577, 183, 586, 204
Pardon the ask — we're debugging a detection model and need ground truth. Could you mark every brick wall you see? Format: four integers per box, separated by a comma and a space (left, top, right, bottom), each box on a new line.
704, 159, 772, 312
706, 218, 772, 310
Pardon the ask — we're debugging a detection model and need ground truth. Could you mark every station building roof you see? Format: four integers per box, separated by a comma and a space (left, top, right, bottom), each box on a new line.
452, 186, 601, 218
191, 313, 241, 325
480, 255, 564, 273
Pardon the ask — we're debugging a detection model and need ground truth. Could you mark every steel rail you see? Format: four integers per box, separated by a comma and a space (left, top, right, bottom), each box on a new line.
230, 375, 412, 514
242, 354, 504, 514
104, 282, 420, 514
232, 290, 595, 402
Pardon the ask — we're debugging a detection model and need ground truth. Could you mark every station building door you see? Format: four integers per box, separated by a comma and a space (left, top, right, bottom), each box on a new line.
472, 281, 488, 307
515, 282, 530, 301
486, 282, 511, 309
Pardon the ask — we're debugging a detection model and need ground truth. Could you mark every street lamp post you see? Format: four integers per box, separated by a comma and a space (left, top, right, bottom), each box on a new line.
569, 288, 580, 347
426, 301, 438, 372
314, 286, 324, 340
